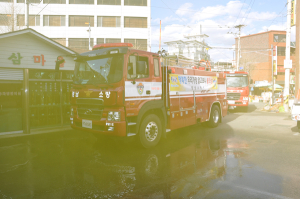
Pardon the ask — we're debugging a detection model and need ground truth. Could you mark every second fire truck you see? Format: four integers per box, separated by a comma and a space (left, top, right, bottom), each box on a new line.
70, 43, 228, 148
225, 71, 250, 111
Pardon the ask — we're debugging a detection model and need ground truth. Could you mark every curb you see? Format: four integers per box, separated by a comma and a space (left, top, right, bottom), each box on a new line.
0, 126, 72, 140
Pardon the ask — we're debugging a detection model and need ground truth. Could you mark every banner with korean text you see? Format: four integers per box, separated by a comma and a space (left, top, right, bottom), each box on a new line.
273, 46, 277, 75
291, 0, 296, 26
169, 74, 218, 92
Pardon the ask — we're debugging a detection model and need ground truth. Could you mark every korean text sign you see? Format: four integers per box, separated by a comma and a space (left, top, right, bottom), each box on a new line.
169, 74, 218, 92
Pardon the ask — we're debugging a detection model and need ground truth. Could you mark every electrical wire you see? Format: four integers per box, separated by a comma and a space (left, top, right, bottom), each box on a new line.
35, 0, 52, 16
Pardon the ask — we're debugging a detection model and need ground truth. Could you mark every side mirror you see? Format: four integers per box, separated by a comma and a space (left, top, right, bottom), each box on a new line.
137, 61, 147, 75
128, 63, 133, 75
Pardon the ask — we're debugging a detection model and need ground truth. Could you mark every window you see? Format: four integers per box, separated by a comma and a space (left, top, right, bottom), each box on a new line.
96, 38, 120, 44
127, 55, 149, 79
277, 47, 286, 56
52, 38, 66, 46
106, 38, 121, 43
124, 0, 147, 6
124, 39, 147, 51
97, 38, 104, 44
69, 38, 94, 51
44, 15, 65, 26
17, 15, 25, 26
74, 55, 124, 85
17, 0, 40, 2
0, 14, 12, 26
97, 16, 120, 27
97, 0, 121, 5
69, 0, 94, 4
69, 16, 94, 27
44, 0, 66, 4
124, 17, 147, 28
274, 34, 286, 42
154, 59, 160, 77
17, 15, 40, 26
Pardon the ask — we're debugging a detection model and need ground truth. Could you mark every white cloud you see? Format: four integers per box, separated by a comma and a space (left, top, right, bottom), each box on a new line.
175, 3, 193, 16
151, 1, 284, 61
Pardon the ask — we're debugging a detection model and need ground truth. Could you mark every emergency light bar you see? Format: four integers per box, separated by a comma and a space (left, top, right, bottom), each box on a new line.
93, 43, 133, 50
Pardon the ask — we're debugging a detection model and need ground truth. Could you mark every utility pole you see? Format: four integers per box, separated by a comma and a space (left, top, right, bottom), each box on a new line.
296, 0, 300, 102
25, 0, 29, 28
271, 44, 275, 105
228, 25, 245, 71
86, 22, 91, 50
235, 25, 245, 71
284, 0, 292, 112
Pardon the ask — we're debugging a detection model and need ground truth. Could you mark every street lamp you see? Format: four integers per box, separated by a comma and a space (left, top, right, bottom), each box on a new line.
85, 22, 91, 50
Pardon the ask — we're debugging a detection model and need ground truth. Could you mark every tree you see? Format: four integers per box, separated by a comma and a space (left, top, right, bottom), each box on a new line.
0, 1, 23, 33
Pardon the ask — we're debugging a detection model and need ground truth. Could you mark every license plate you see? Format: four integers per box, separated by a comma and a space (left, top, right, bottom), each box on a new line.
82, 119, 92, 129
228, 100, 235, 104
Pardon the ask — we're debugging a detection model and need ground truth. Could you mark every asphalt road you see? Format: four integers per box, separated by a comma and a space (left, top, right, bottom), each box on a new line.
0, 103, 299, 199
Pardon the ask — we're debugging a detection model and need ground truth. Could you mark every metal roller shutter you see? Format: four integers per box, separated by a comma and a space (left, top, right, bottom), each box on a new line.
0, 68, 23, 80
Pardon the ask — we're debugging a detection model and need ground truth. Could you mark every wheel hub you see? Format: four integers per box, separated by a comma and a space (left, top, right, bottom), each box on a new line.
145, 122, 158, 142
213, 110, 219, 123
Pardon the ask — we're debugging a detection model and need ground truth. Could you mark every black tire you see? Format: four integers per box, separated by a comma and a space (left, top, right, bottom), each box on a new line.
139, 114, 162, 148
208, 105, 220, 128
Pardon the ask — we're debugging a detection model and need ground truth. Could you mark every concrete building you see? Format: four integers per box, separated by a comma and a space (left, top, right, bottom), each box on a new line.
164, 34, 210, 66
0, 28, 76, 134
236, 30, 295, 86
0, 0, 151, 53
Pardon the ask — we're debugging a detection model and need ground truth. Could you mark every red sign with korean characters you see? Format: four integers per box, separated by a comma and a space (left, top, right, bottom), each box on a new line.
33, 54, 46, 66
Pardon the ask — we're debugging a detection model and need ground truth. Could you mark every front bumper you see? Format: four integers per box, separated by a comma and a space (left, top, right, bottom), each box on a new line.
71, 118, 127, 137
227, 100, 249, 107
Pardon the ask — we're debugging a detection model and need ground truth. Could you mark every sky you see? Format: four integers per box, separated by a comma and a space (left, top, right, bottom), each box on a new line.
150, 0, 294, 62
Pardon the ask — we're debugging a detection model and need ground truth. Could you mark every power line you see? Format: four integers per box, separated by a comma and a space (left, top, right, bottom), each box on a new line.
241, 0, 255, 24
36, 0, 52, 16
229, 0, 246, 32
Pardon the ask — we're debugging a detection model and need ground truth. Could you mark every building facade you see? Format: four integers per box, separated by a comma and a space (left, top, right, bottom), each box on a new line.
236, 30, 295, 85
0, 28, 76, 135
0, 0, 151, 53
164, 34, 211, 66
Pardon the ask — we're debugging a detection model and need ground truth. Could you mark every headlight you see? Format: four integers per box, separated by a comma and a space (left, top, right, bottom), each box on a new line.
107, 111, 121, 121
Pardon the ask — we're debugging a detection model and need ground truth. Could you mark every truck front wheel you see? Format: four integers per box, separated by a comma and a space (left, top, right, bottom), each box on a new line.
139, 114, 162, 148
208, 105, 220, 128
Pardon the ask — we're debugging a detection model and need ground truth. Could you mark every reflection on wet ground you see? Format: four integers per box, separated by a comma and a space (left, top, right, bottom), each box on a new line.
0, 123, 287, 198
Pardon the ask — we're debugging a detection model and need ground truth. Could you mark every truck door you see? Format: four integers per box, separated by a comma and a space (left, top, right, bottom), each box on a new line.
125, 54, 162, 115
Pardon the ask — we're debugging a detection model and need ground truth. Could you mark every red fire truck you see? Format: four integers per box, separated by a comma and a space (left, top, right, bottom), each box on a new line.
225, 71, 250, 111
70, 43, 227, 148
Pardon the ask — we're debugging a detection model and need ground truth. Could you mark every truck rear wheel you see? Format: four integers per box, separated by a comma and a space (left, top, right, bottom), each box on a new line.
208, 105, 220, 128
139, 114, 162, 148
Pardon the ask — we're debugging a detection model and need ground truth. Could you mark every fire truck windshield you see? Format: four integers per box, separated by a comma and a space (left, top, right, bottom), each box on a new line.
74, 55, 124, 85
227, 76, 248, 88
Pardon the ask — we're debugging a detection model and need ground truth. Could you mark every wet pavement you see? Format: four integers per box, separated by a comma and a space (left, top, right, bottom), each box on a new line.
0, 103, 300, 199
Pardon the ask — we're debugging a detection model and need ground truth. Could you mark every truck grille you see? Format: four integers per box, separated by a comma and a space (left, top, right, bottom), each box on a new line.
227, 93, 241, 100
76, 98, 104, 120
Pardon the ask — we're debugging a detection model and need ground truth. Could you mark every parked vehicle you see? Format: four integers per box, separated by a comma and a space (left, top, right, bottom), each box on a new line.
70, 43, 227, 148
225, 71, 251, 111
